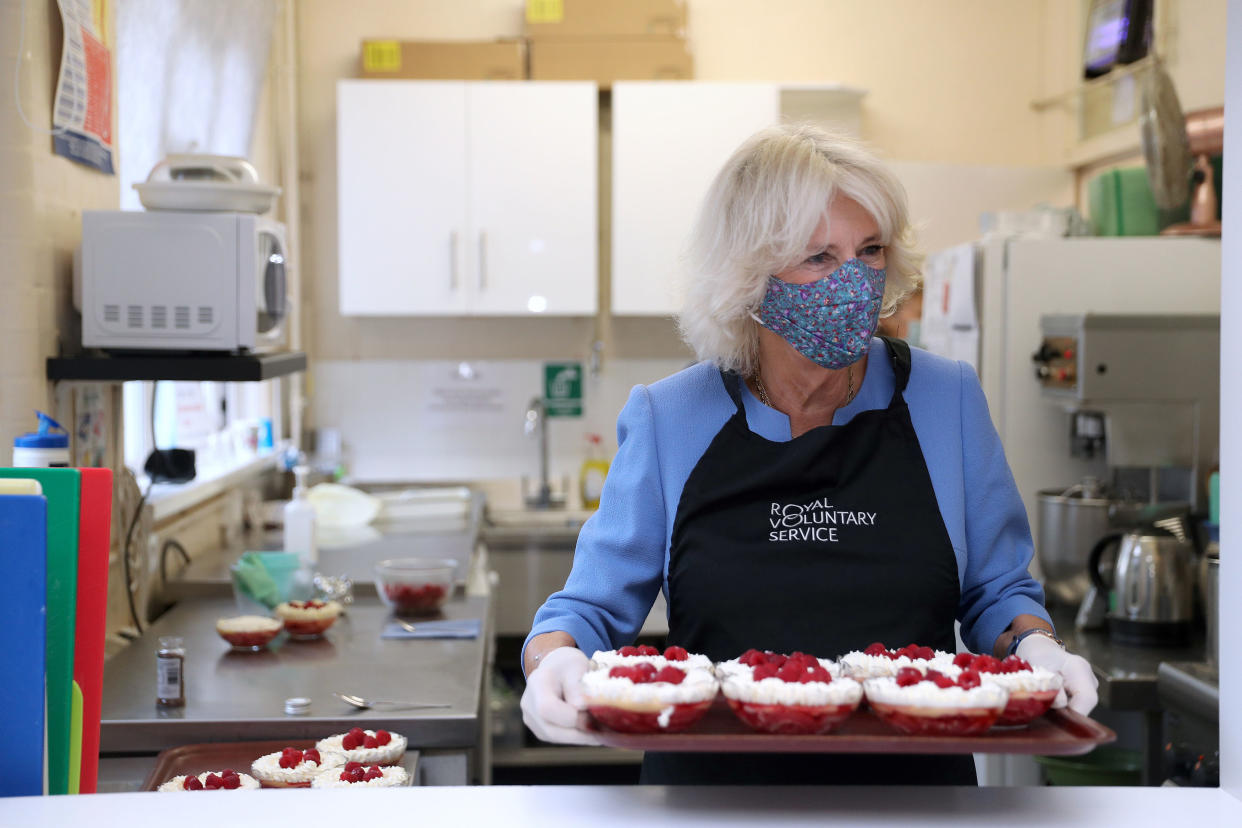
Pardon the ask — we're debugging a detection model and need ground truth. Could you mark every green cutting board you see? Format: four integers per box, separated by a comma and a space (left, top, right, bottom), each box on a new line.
0, 468, 80, 796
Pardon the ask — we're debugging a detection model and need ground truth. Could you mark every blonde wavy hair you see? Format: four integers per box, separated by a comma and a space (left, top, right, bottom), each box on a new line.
677, 123, 922, 376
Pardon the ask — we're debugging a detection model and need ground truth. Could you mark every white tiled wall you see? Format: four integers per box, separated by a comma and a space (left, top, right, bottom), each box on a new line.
311, 357, 690, 483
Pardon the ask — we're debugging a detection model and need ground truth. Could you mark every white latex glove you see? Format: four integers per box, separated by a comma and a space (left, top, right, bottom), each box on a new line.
520, 647, 600, 746
1016, 633, 1099, 717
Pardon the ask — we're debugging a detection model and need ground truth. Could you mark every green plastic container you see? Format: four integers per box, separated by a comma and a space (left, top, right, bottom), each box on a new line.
1088, 168, 1160, 236
1035, 747, 1142, 786
230, 551, 305, 613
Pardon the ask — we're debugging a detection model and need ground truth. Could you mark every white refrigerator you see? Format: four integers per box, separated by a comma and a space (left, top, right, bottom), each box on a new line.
921, 236, 1222, 786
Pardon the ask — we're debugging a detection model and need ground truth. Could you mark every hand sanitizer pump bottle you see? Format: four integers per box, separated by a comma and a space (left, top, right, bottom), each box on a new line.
284, 465, 318, 566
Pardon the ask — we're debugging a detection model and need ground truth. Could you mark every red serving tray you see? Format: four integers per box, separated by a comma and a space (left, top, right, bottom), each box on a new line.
586, 700, 1114, 756
141, 740, 421, 791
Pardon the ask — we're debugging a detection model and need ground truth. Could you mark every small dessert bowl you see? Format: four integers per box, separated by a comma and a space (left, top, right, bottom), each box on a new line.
274, 599, 343, 639
375, 558, 455, 616
215, 615, 283, 651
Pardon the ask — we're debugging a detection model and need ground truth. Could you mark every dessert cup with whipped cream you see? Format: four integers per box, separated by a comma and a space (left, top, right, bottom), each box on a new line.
581, 648, 719, 733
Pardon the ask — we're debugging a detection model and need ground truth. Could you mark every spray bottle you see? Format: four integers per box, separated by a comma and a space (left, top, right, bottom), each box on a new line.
284, 465, 318, 566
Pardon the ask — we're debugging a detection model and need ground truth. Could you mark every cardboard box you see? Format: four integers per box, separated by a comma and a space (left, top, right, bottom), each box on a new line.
359, 40, 526, 80
525, 0, 686, 39
529, 37, 693, 86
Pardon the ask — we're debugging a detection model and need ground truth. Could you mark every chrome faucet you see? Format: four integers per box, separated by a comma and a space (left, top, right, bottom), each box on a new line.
524, 397, 554, 509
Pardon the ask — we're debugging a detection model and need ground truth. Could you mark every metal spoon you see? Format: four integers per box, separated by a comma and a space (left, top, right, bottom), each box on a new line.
396, 619, 418, 633
334, 692, 451, 711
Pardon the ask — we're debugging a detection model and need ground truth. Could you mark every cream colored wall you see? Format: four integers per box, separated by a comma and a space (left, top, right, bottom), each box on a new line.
296, 0, 1086, 369
299, 0, 1227, 365
0, 0, 130, 633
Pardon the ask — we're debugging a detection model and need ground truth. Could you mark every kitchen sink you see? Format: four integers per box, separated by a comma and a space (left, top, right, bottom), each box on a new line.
482, 507, 592, 545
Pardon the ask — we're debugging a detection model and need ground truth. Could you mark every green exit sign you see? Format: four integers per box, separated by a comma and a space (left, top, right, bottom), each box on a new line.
543, 362, 582, 417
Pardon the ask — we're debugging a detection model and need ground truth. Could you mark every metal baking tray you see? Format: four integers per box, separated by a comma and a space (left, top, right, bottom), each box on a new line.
586, 701, 1114, 756
141, 739, 421, 791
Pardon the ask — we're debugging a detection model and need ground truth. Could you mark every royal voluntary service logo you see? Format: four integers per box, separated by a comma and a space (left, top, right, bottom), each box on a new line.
768, 498, 877, 543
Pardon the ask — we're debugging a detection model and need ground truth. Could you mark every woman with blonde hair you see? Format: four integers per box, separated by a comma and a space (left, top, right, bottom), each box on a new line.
521, 123, 1096, 785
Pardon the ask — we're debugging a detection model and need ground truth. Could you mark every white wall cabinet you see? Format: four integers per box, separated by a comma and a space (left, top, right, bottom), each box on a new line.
611, 82, 864, 316
338, 81, 597, 316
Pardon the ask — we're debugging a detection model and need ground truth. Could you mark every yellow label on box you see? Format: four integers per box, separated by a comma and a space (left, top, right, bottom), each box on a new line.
362, 40, 402, 73
526, 0, 564, 24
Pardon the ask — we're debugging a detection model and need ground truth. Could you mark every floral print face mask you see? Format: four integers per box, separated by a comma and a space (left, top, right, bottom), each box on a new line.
755, 258, 886, 370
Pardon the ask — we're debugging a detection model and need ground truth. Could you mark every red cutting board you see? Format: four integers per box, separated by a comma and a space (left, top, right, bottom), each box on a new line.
74, 468, 112, 794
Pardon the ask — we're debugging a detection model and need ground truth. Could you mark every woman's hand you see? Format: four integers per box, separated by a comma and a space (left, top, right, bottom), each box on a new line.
520, 647, 600, 746
1016, 634, 1099, 716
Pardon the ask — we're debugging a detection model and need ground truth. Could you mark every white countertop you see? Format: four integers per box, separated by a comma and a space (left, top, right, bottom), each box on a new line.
5, 785, 1240, 826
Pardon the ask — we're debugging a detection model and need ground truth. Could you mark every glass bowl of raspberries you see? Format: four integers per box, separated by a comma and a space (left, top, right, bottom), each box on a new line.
375, 558, 456, 616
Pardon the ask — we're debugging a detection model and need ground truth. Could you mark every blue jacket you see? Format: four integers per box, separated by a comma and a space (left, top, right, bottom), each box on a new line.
526, 339, 1051, 663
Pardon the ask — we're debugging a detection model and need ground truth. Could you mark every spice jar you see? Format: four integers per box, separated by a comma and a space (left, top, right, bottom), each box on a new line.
156, 636, 186, 707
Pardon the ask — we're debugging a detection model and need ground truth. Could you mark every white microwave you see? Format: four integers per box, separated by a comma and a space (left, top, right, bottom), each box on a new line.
79, 210, 288, 352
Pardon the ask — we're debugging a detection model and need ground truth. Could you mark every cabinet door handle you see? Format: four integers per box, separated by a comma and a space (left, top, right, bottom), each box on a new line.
449, 230, 459, 291
478, 230, 487, 291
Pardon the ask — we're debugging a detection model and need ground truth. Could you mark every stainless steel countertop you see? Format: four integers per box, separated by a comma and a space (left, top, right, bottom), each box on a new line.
1049, 605, 1206, 711
100, 594, 490, 753
162, 494, 484, 603
1157, 660, 1219, 722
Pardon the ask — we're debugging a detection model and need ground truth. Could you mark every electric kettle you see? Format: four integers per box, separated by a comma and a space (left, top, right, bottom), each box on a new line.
1087, 523, 1197, 645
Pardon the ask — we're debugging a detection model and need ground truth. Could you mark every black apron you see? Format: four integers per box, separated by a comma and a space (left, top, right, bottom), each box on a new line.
641, 337, 977, 785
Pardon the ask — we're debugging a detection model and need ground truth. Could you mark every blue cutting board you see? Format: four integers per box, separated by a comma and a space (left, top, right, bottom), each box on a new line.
0, 493, 48, 797
0, 468, 79, 796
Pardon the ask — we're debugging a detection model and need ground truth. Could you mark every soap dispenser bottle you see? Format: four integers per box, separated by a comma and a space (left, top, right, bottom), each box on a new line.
284, 465, 318, 566
579, 433, 610, 510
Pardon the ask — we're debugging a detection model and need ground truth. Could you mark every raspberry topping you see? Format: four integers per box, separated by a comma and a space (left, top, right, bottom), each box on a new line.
663, 645, 689, 661
653, 666, 687, 684
341, 727, 369, 751
860, 642, 936, 661
288, 599, 327, 610
609, 663, 686, 684
746, 651, 831, 683
203, 773, 223, 790
183, 776, 203, 791
340, 762, 385, 784
303, 749, 321, 765
957, 669, 982, 689
1000, 654, 1032, 673
618, 645, 640, 656
363, 735, 379, 749
738, 648, 768, 666
970, 654, 1001, 674
637, 644, 660, 656
374, 730, 392, 746
953, 651, 975, 668
220, 770, 241, 790
893, 667, 985, 691
895, 666, 924, 687
382, 583, 448, 613
752, 662, 779, 681
278, 747, 303, 769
